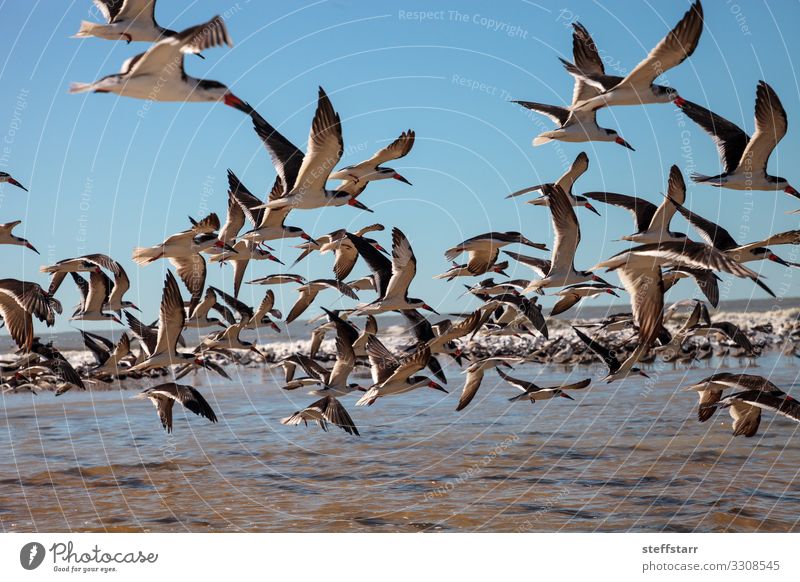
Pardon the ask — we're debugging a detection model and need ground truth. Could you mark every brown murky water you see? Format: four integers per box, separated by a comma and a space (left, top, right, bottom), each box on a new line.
2, 354, 799, 532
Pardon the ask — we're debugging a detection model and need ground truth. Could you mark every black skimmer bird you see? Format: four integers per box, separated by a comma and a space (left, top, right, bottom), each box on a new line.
329, 129, 415, 187
250, 89, 371, 212
69, 272, 124, 324
661, 267, 721, 308
567, 1, 703, 112
298, 308, 366, 397
229, 171, 316, 246
0, 171, 27, 191
209, 286, 281, 332
583, 165, 689, 243
472, 293, 548, 339
285, 279, 358, 324
455, 356, 524, 411
677, 81, 798, 199
498, 368, 591, 403
41, 253, 125, 296
209, 240, 283, 298
463, 278, 529, 298
291, 224, 386, 281
509, 184, 611, 293
573, 327, 650, 383
246, 273, 307, 287
0, 280, 61, 351
348, 227, 438, 314
514, 24, 632, 149
27, 341, 85, 396
134, 382, 218, 434
357, 339, 446, 406
281, 395, 360, 436
194, 323, 264, 358
436, 260, 509, 281
73, 0, 189, 45
669, 197, 800, 268
184, 288, 227, 330
507, 152, 601, 215
69, 16, 250, 112
444, 232, 547, 272
126, 271, 227, 376
0, 221, 38, 253
133, 215, 234, 311
402, 309, 481, 383
80, 330, 131, 380
683, 373, 799, 437
550, 283, 620, 316
593, 241, 760, 349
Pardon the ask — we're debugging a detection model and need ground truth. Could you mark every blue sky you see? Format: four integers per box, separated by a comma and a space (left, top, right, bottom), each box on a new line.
0, 0, 799, 332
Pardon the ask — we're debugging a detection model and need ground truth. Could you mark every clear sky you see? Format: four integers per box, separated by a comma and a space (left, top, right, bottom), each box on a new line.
1, 0, 799, 333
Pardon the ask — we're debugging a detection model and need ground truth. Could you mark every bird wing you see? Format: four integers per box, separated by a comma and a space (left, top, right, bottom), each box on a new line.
738, 81, 788, 174
113, 0, 156, 24
153, 271, 186, 356
169, 254, 206, 315
455, 367, 485, 412
366, 334, 400, 384
285, 287, 317, 324
550, 292, 581, 317
0, 291, 33, 351
365, 130, 415, 165
347, 233, 392, 298
384, 227, 417, 301
736, 230, 800, 255
667, 197, 738, 250
512, 101, 568, 126
465, 247, 499, 275
573, 326, 619, 373
569, 22, 605, 106
85, 270, 112, 313
582, 191, 657, 232
544, 184, 581, 274
128, 15, 232, 77
648, 165, 685, 233
728, 399, 761, 437
384, 343, 431, 385
332, 238, 359, 280
321, 396, 359, 436
210, 284, 253, 321
616, 264, 664, 349
679, 100, 749, 174
631, 241, 759, 280
617, 1, 703, 89
292, 87, 343, 195
497, 367, 537, 393
503, 250, 551, 278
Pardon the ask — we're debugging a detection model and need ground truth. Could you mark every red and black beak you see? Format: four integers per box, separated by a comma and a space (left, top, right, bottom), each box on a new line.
614, 136, 635, 151
25, 241, 39, 254
559, 392, 575, 400
673, 96, 687, 108
348, 198, 373, 213
301, 232, 319, 245
583, 202, 601, 216
428, 381, 448, 394
393, 173, 412, 186
223, 93, 253, 114
784, 185, 800, 199
8, 178, 27, 192
422, 303, 439, 315
268, 254, 285, 265
768, 253, 790, 267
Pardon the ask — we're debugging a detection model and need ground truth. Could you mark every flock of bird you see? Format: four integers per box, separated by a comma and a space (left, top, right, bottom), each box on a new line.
2, 1, 800, 440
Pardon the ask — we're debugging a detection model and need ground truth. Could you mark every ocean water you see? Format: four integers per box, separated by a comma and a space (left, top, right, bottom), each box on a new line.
2, 351, 799, 533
